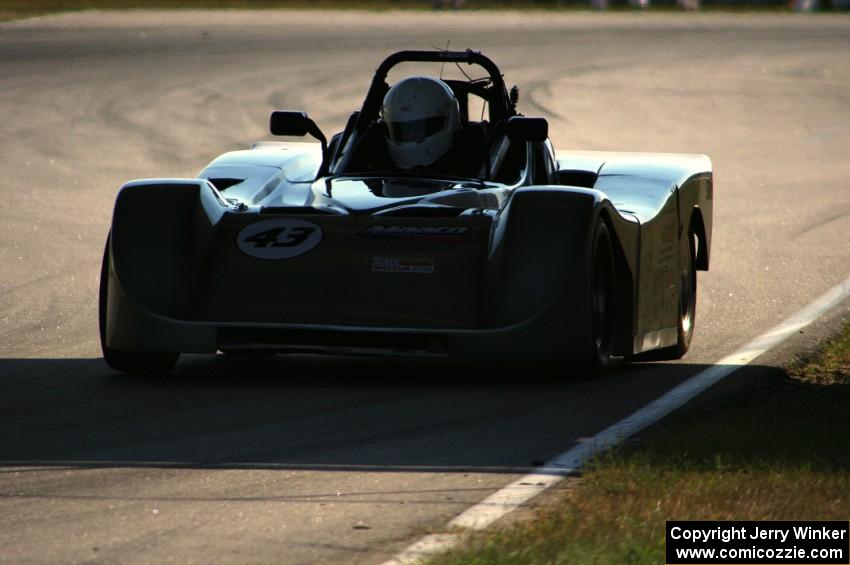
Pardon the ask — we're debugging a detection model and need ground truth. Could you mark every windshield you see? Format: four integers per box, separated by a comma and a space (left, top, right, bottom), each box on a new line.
334, 171, 488, 188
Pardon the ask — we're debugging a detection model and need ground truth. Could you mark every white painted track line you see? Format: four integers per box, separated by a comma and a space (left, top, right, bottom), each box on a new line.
382, 274, 850, 564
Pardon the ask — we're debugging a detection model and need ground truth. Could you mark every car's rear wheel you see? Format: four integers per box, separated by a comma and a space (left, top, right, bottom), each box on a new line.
98, 240, 179, 375
653, 231, 697, 360
588, 220, 616, 374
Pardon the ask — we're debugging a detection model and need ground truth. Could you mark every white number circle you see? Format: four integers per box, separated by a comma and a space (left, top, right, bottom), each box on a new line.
236, 218, 323, 260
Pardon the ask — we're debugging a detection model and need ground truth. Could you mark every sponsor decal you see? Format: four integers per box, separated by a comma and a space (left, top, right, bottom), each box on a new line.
360, 225, 467, 243
236, 218, 322, 260
372, 256, 435, 274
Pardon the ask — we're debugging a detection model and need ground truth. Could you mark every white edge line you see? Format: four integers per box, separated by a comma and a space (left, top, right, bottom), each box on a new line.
381, 274, 850, 564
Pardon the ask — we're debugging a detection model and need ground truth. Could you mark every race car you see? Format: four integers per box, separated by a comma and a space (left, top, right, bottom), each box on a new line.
99, 49, 713, 375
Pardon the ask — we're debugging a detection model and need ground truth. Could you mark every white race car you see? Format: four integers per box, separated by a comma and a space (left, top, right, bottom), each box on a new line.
100, 49, 713, 375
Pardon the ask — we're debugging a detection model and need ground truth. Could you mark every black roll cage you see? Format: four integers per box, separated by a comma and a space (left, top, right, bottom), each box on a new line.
329, 49, 517, 176
358, 49, 515, 129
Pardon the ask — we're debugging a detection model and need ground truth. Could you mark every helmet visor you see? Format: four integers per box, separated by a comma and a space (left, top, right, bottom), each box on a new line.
387, 116, 446, 143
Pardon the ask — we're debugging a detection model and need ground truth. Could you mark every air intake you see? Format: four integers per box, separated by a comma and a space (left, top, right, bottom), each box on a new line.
376, 205, 465, 218
218, 327, 448, 356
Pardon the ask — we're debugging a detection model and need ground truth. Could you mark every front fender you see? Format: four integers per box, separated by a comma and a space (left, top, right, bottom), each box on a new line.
110, 179, 227, 318
484, 186, 609, 358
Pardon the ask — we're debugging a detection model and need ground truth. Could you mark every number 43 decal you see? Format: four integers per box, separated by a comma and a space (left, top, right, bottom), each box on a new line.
236, 219, 323, 260
243, 226, 316, 248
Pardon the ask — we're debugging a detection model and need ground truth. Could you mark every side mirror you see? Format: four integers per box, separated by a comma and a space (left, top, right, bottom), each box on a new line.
270, 111, 319, 138
506, 116, 548, 143
270, 111, 328, 176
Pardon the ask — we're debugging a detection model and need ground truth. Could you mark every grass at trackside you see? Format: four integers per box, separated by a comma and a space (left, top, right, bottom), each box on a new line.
431, 325, 850, 564
0, 0, 803, 22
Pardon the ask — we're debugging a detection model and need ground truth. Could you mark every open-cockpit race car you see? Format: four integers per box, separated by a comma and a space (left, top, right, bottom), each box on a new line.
99, 50, 713, 375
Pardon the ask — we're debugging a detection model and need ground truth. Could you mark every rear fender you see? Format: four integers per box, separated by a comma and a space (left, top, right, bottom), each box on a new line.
678, 175, 712, 271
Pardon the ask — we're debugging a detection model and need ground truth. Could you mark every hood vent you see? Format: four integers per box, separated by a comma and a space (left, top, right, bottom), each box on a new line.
260, 206, 342, 215
208, 178, 245, 191
375, 205, 466, 218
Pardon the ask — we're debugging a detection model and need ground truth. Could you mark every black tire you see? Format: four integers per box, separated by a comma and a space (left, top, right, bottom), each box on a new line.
98, 239, 179, 375
652, 231, 697, 360
588, 220, 616, 374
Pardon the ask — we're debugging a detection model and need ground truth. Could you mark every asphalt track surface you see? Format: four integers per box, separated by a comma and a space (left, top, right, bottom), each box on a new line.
1, 10, 849, 564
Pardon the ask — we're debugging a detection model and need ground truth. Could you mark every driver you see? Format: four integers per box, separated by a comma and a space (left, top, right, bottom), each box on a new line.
381, 76, 477, 176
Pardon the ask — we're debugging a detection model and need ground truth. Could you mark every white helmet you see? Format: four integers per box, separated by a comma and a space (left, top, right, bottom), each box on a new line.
381, 76, 460, 170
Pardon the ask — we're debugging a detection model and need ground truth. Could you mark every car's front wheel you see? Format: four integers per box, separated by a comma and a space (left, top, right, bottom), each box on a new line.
98, 240, 179, 375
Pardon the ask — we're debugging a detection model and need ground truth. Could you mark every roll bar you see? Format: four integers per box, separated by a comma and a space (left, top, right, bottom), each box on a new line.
354, 49, 514, 133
